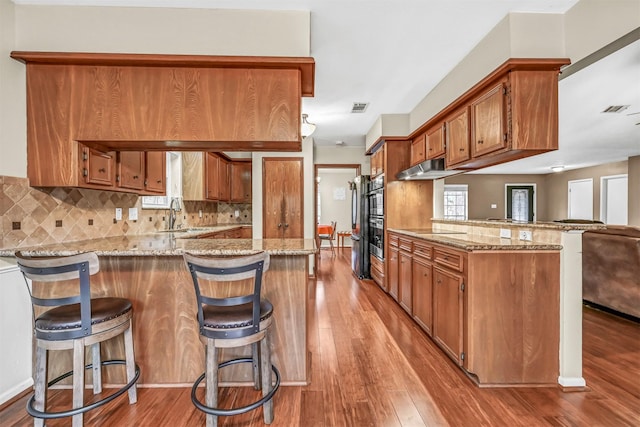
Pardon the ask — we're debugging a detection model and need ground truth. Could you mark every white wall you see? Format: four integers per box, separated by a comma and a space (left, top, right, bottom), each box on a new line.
314, 146, 370, 173
0, 4, 311, 178
0, 258, 33, 405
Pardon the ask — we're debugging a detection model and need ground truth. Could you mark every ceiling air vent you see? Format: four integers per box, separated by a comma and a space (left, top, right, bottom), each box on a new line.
351, 102, 369, 113
601, 105, 630, 113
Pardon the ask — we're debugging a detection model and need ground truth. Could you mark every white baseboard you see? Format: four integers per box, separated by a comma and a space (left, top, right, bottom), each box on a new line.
0, 378, 33, 406
558, 376, 586, 388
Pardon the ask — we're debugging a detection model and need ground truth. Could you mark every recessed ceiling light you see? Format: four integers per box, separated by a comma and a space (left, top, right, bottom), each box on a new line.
551, 165, 565, 172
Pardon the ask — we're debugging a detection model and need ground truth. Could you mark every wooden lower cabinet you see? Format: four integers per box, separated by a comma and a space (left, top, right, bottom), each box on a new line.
370, 255, 386, 291
388, 245, 399, 301
412, 256, 433, 335
433, 266, 465, 366
387, 231, 560, 386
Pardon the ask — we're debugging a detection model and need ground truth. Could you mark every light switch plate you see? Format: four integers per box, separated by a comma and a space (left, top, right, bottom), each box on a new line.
519, 230, 532, 241
199, 210, 203, 218
129, 207, 138, 221
235, 210, 240, 218
500, 228, 511, 239
115, 208, 122, 221
491, 204, 497, 209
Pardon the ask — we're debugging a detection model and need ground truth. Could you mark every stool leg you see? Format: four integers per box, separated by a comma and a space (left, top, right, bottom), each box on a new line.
124, 319, 137, 404
260, 332, 274, 424
72, 339, 84, 427
33, 345, 46, 427
205, 339, 218, 427
91, 343, 102, 394
252, 342, 261, 390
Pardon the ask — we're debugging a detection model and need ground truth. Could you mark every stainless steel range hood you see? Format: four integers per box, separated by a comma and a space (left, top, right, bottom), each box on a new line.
396, 158, 462, 180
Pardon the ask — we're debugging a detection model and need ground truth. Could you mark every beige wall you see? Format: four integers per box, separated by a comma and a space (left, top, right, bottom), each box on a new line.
0, 5, 310, 178
314, 146, 370, 173
544, 160, 629, 222
444, 173, 550, 221
629, 156, 640, 226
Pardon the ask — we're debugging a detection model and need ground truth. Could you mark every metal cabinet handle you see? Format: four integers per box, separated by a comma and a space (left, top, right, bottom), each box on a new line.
98, 168, 106, 173
284, 223, 289, 228
459, 148, 465, 152
278, 223, 282, 228
478, 139, 484, 144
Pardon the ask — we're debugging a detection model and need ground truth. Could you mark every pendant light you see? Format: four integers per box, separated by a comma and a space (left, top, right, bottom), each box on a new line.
301, 114, 317, 138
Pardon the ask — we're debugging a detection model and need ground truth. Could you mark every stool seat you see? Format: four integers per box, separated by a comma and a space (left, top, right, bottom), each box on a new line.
203, 300, 273, 329
36, 297, 132, 333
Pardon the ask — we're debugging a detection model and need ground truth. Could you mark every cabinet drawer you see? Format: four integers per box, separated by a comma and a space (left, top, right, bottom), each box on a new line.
399, 237, 412, 252
389, 234, 399, 247
413, 241, 432, 260
433, 247, 464, 272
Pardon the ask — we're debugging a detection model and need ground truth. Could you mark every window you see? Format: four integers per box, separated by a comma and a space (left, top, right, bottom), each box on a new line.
444, 185, 468, 220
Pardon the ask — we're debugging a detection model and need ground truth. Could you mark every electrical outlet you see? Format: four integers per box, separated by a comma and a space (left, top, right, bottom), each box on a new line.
518, 230, 532, 241
129, 207, 138, 221
500, 228, 511, 239
491, 204, 497, 209
115, 208, 122, 221
199, 210, 203, 218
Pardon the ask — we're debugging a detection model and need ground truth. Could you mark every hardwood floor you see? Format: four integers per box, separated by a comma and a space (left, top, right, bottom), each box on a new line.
2, 248, 639, 426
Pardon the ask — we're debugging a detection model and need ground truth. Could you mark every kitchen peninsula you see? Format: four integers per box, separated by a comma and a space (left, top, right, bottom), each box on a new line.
2, 230, 316, 387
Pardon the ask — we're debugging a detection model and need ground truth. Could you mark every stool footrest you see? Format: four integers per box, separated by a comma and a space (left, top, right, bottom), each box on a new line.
191, 357, 280, 417
26, 359, 140, 420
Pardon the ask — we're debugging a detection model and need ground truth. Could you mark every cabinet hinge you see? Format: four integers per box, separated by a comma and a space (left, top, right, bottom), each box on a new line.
503, 86, 507, 95
461, 352, 465, 361
461, 282, 465, 291
503, 133, 508, 142
82, 168, 88, 177
115, 175, 120, 182
144, 179, 148, 186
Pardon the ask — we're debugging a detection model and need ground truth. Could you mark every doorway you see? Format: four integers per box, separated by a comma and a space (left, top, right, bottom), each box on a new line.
505, 184, 535, 222
568, 179, 593, 220
600, 174, 628, 225
314, 164, 361, 249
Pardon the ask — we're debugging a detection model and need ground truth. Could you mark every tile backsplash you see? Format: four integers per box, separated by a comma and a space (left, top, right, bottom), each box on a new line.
0, 176, 252, 250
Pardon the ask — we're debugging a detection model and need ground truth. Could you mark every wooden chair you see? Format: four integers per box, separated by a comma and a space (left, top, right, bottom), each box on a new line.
14, 251, 139, 427
183, 251, 280, 427
319, 221, 337, 256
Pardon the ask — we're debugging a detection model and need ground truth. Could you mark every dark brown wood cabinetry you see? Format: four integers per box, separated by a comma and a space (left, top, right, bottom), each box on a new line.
433, 255, 466, 366
388, 235, 399, 301
262, 157, 303, 239
425, 124, 445, 159
80, 145, 116, 188
410, 133, 426, 166
470, 81, 507, 158
398, 238, 413, 314
183, 152, 251, 202
370, 255, 386, 292
412, 241, 433, 335
445, 107, 470, 167
118, 152, 145, 191
217, 157, 231, 201
144, 152, 166, 194
230, 161, 252, 202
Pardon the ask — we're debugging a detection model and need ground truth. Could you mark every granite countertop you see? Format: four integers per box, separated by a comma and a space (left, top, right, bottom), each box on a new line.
388, 228, 562, 251
0, 225, 317, 257
432, 218, 606, 231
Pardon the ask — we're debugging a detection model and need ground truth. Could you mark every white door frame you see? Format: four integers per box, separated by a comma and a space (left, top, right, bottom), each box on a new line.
600, 174, 628, 224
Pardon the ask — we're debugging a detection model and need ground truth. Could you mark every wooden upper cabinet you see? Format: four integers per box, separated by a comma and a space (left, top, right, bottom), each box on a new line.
445, 107, 470, 168
145, 152, 166, 194
230, 162, 252, 203
206, 153, 220, 201
410, 133, 426, 166
370, 147, 384, 178
80, 145, 116, 188
426, 124, 445, 159
117, 151, 145, 191
471, 81, 507, 158
217, 157, 231, 201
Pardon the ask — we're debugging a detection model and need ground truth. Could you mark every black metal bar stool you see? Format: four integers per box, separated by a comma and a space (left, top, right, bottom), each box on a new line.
184, 251, 280, 427
15, 251, 140, 427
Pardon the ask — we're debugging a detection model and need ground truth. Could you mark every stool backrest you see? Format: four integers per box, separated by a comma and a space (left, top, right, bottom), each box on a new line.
183, 252, 270, 339
14, 251, 100, 340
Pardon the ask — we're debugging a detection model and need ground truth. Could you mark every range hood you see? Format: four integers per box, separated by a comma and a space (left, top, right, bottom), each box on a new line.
396, 158, 462, 180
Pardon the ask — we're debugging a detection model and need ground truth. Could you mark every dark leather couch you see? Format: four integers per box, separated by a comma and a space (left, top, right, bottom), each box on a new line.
582, 226, 640, 318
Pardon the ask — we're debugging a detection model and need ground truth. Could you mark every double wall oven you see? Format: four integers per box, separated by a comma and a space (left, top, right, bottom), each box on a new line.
367, 175, 384, 261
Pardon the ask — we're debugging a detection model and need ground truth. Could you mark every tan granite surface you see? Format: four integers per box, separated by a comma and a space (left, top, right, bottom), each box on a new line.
432, 218, 606, 231
388, 228, 562, 251
0, 226, 315, 257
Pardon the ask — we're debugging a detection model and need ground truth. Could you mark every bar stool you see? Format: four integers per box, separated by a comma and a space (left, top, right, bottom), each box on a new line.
15, 251, 140, 427
183, 251, 280, 427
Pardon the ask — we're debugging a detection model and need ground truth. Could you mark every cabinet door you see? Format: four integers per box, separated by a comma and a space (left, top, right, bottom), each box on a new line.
399, 250, 413, 314
445, 107, 470, 167
117, 151, 145, 190
82, 146, 116, 187
231, 162, 252, 202
218, 157, 230, 201
410, 133, 426, 166
206, 153, 220, 201
412, 257, 433, 335
388, 246, 399, 301
182, 152, 206, 201
471, 82, 507, 157
262, 157, 303, 238
145, 152, 166, 194
426, 124, 445, 159
433, 267, 465, 365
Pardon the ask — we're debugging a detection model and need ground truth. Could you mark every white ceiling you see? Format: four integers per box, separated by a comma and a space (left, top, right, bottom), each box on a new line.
15, 0, 640, 174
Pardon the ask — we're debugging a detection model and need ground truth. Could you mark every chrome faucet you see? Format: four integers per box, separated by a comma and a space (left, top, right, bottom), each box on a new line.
168, 197, 180, 230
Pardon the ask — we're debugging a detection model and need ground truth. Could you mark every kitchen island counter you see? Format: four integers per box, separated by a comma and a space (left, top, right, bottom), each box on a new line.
4, 235, 316, 387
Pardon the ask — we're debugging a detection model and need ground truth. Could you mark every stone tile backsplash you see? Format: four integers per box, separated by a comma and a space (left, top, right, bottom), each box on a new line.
0, 176, 252, 249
